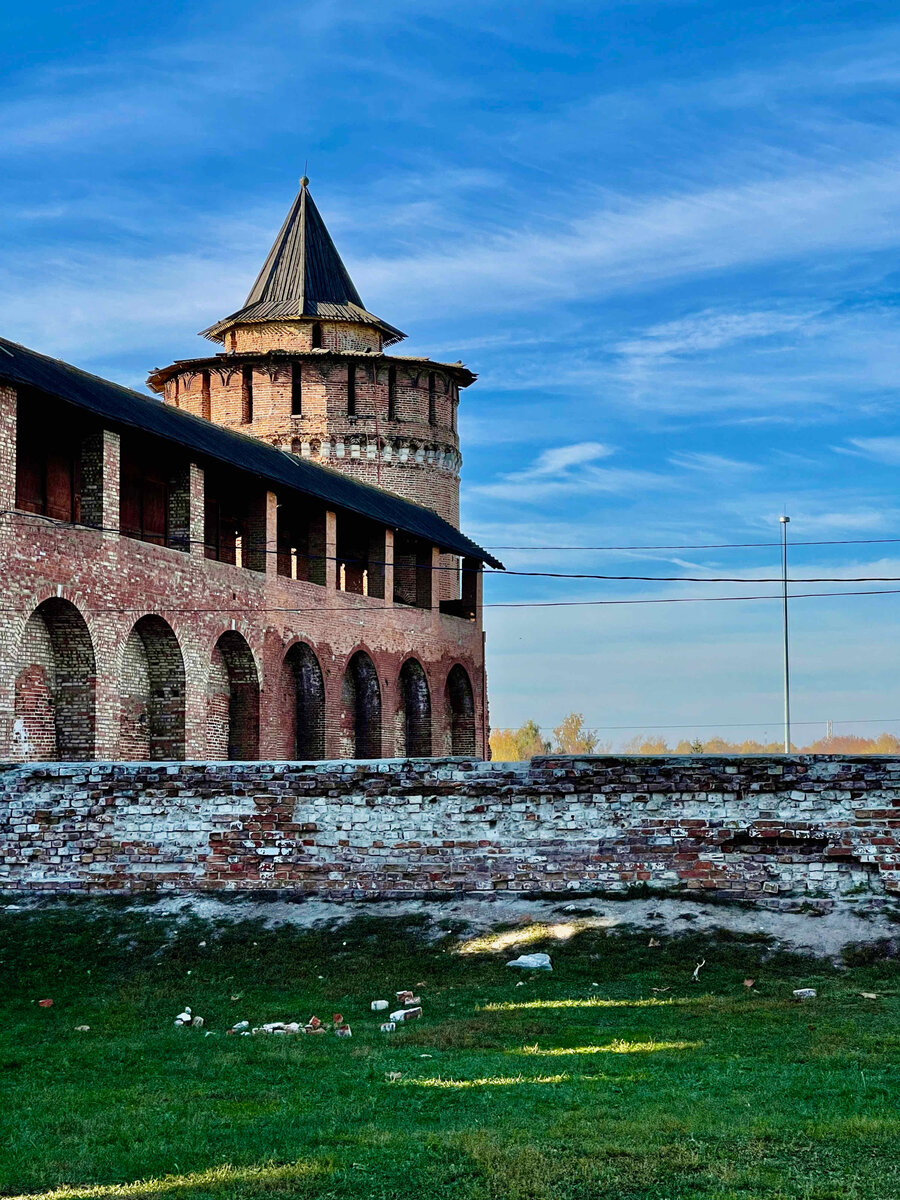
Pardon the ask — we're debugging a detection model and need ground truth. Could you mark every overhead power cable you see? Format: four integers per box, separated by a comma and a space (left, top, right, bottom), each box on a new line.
484, 537, 900, 550
0, 585, 899, 617
534, 717, 900, 731
6, 511, 900, 583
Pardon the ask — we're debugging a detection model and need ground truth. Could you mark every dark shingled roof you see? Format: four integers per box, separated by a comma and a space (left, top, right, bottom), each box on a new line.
200, 180, 405, 346
0, 336, 503, 570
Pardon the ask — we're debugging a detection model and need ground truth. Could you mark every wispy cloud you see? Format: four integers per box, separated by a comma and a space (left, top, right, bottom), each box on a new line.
473, 442, 669, 503
668, 451, 759, 474
841, 437, 900, 465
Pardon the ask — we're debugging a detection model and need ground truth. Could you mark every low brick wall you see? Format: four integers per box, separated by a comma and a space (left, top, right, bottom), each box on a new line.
2, 755, 900, 899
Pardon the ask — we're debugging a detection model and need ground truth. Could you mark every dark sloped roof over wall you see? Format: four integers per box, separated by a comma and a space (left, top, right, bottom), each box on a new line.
0, 336, 503, 569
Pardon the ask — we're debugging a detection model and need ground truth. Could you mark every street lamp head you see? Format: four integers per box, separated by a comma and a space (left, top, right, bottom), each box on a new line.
779, 515, 790, 524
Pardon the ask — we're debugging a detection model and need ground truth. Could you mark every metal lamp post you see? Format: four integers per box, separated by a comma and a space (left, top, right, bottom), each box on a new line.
780, 515, 791, 753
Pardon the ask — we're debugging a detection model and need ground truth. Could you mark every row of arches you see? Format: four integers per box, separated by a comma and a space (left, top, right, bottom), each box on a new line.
10, 599, 476, 763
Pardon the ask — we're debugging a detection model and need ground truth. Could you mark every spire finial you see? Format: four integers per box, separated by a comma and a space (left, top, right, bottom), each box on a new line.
300, 175, 309, 188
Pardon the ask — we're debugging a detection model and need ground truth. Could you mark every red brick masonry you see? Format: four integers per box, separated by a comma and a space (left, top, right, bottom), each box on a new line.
2, 755, 899, 898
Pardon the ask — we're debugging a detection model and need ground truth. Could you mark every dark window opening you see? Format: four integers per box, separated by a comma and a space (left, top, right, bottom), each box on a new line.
440, 556, 480, 620
203, 471, 255, 568
387, 365, 397, 421
311, 321, 323, 349
393, 532, 432, 609
336, 513, 385, 599
291, 363, 303, 415
15, 397, 83, 523
120, 439, 171, 547
347, 363, 356, 416
277, 498, 327, 586
241, 365, 253, 424
201, 370, 211, 421
172, 376, 180, 407
428, 372, 436, 425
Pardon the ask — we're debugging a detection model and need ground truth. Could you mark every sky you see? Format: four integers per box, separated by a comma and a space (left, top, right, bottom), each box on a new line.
4, 0, 900, 746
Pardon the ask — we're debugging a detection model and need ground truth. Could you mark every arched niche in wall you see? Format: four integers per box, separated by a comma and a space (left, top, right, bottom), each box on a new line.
208, 631, 260, 760
398, 658, 431, 757
284, 642, 325, 759
120, 615, 186, 761
341, 650, 382, 759
14, 598, 96, 762
445, 664, 475, 757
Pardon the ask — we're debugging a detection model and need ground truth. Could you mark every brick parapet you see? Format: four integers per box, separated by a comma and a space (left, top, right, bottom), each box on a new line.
2, 755, 900, 897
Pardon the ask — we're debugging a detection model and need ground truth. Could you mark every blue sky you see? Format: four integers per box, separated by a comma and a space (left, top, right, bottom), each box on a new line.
5, 0, 900, 745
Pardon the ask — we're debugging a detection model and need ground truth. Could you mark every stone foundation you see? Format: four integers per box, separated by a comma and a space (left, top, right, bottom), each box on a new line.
3, 754, 900, 899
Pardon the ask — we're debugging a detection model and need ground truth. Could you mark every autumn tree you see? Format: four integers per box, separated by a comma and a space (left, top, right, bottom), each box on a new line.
489, 719, 551, 761
551, 712, 600, 754
621, 734, 671, 755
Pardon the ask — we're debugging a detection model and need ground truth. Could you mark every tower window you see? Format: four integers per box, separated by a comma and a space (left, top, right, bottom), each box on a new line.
311, 322, 322, 349
428, 372, 436, 425
172, 376, 180, 407
387, 365, 397, 421
291, 363, 303, 415
201, 370, 211, 421
241, 365, 253, 424
347, 363, 356, 416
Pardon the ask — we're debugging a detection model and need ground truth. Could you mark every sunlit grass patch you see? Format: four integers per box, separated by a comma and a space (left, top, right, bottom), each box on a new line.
398, 1073, 572, 1088
5, 1159, 330, 1200
512, 1039, 701, 1056
457, 920, 597, 955
481, 996, 684, 1011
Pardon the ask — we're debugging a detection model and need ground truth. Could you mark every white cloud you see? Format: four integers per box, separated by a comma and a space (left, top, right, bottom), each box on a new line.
524, 443, 614, 476
843, 437, 900, 465
669, 451, 759, 474
470, 441, 671, 503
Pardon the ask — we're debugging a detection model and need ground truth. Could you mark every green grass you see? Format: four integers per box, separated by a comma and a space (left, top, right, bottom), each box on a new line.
1, 900, 900, 1199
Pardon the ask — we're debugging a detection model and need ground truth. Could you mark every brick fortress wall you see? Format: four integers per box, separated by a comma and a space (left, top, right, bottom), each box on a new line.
3, 755, 900, 900
0, 382, 486, 764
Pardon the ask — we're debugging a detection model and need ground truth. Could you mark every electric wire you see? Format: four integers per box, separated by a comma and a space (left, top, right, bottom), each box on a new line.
6, 512, 900, 583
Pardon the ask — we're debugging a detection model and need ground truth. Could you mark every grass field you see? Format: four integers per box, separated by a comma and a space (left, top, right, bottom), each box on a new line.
2, 899, 899, 1200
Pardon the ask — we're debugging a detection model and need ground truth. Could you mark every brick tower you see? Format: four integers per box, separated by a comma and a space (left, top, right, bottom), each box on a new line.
147, 179, 473, 535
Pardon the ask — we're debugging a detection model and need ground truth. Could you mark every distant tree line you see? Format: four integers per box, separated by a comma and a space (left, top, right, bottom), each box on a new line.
488, 717, 900, 760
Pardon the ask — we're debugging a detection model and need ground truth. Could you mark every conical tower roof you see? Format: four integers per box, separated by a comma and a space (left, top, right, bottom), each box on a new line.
200, 179, 405, 345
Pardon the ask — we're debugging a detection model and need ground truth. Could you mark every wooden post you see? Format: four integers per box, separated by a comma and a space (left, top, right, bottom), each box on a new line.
325, 510, 338, 590
383, 528, 394, 607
